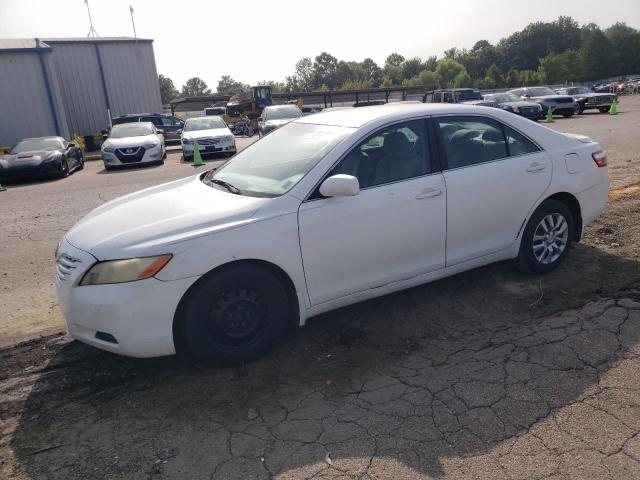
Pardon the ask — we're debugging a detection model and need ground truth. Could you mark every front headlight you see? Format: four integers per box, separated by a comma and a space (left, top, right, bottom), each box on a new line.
102, 145, 116, 153
182, 138, 192, 145
80, 254, 172, 286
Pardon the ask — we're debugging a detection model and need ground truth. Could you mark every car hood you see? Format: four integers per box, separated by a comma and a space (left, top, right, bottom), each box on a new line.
265, 119, 295, 127
531, 95, 574, 102
462, 100, 497, 107
65, 175, 267, 260
0, 149, 60, 163
500, 101, 540, 108
104, 135, 156, 148
182, 128, 231, 141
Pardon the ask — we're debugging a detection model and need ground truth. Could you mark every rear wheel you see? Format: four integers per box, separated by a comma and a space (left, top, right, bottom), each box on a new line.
599, 106, 611, 113
179, 265, 290, 365
575, 103, 584, 115
562, 110, 574, 118
516, 199, 574, 274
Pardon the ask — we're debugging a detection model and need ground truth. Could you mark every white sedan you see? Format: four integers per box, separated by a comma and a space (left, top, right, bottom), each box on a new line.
181, 116, 236, 161
56, 103, 609, 364
101, 122, 166, 169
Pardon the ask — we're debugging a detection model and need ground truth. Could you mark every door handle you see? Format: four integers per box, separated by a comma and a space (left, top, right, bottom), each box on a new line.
415, 189, 442, 200
526, 163, 547, 172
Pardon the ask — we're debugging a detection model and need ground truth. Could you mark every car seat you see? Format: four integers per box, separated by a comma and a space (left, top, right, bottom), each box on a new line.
374, 132, 424, 184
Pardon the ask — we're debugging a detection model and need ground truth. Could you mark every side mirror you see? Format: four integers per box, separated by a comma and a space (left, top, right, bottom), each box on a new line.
257, 117, 263, 122
156, 129, 165, 135
68, 142, 77, 149
319, 174, 360, 198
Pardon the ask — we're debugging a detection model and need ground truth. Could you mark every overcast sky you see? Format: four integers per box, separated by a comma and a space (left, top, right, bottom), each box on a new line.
1, 0, 639, 90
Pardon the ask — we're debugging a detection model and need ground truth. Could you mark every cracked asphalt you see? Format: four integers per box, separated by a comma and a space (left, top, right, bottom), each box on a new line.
1, 98, 640, 479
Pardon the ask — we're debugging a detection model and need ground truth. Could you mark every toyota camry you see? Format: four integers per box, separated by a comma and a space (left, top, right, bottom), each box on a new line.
56, 103, 609, 364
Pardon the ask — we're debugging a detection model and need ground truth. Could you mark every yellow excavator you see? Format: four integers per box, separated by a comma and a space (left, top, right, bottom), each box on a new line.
224, 86, 274, 128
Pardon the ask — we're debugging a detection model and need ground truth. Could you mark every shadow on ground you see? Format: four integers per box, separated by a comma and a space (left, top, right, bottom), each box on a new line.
6, 243, 640, 479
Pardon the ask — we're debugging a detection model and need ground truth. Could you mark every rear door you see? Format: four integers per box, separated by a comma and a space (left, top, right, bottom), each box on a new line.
435, 115, 552, 266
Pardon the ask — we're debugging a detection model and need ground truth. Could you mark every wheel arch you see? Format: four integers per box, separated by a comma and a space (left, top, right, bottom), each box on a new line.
172, 259, 301, 353
535, 192, 583, 241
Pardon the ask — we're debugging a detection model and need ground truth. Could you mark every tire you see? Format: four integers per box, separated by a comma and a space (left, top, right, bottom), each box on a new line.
562, 110, 574, 118
77, 153, 85, 170
183, 155, 193, 163
58, 159, 70, 178
575, 103, 584, 115
599, 106, 610, 113
104, 164, 114, 171
516, 199, 574, 274
179, 265, 290, 365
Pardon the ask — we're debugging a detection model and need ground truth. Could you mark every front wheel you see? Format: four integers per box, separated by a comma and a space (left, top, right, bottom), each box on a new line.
599, 106, 611, 113
58, 159, 70, 178
516, 199, 574, 274
179, 265, 290, 365
562, 111, 574, 118
575, 103, 584, 115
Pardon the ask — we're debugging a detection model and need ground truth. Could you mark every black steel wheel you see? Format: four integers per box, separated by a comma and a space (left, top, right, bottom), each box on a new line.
179, 265, 290, 365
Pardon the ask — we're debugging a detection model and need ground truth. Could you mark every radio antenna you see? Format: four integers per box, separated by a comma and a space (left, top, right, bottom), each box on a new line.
84, 0, 99, 38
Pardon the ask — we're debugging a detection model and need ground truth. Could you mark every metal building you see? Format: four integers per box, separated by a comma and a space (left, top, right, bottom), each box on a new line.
0, 37, 162, 148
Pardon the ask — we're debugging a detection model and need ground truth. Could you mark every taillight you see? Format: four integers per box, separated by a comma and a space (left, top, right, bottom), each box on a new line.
592, 150, 607, 167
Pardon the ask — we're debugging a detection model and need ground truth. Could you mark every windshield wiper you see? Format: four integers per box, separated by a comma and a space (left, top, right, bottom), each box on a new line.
209, 178, 242, 195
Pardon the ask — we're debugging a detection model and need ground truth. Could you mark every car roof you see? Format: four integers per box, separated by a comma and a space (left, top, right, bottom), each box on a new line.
113, 121, 154, 128
296, 102, 502, 128
20, 136, 64, 141
186, 116, 224, 121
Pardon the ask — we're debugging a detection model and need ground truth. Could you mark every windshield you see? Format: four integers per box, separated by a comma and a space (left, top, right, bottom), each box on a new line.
110, 124, 154, 138
486, 93, 521, 103
185, 117, 227, 131
11, 138, 62, 153
210, 122, 352, 197
455, 90, 482, 101
528, 87, 556, 96
264, 106, 303, 121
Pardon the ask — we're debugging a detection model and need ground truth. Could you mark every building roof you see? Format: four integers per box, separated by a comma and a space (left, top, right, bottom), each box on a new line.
0, 36, 152, 53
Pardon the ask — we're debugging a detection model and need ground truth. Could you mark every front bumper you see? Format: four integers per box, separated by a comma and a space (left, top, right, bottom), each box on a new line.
55, 239, 199, 358
182, 141, 236, 156
102, 145, 163, 167
0, 160, 61, 179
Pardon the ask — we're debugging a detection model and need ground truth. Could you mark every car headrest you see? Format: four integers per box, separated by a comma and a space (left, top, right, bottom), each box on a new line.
482, 128, 503, 142
384, 132, 413, 156
450, 129, 480, 145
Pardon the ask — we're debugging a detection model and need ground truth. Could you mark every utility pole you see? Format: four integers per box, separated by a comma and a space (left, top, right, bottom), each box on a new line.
85, 0, 98, 38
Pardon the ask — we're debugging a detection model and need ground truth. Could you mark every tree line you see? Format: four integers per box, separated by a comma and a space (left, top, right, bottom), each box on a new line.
159, 17, 640, 103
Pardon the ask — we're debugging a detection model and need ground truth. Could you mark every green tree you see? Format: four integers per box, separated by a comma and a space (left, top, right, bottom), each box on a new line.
403, 69, 439, 87
385, 53, 405, 67
313, 52, 339, 89
401, 57, 423, 81
158, 74, 179, 103
362, 58, 383, 87
453, 71, 473, 88
505, 67, 521, 88
578, 23, 619, 80
606, 22, 640, 75
215, 75, 246, 95
181, 77, 212, 97
435, 58, 466, 88
485, 64, 505, 88
537, 49, 581, 84
294, 57, 315, 90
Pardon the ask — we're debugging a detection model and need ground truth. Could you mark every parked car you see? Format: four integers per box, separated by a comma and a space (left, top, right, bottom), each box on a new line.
424, 89, 498, 107
101, 122, 166, 170
0, 136, 83, 181
302, 106, 324, 115
258, 105, 303, 136
204, 107, 226, 116
181, 116, 236, 161
507, 87, 576, 117
555, 86, 616, 114
111, 113, 184, 144
56, 103, 608, 364
482, 93, 543, 120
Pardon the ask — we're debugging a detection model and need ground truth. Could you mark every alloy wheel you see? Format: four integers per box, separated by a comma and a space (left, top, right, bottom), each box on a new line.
532, 213, 569, 264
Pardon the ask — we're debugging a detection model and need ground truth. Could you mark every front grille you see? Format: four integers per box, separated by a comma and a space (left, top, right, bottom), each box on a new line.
115, 147, 145, 163
592, 95, 612, 103
520, 106, 539, 114
56, 253, 82, 281
196, 137, 220, 146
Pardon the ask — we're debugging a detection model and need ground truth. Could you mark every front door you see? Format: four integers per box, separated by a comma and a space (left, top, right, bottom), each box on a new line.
298, 119, 446, 306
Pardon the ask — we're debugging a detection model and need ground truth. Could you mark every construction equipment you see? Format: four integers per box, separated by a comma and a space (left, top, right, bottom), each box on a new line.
224, 86, 273, 129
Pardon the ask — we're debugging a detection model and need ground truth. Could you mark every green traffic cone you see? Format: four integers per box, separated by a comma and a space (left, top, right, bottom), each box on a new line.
545, 106, 555, 123
192, 142, 204, 167
609, 97, 618, 115
0, 183, 5, 192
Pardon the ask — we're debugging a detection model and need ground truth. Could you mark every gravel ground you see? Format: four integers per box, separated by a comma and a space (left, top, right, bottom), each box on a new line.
1, 99, 640, 479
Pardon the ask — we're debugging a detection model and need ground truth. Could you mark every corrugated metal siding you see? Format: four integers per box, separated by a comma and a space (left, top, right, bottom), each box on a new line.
43, 53, 70, 140
0, 52, 67, 146
48, 43, 110, 136
98, 42, 162, 118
